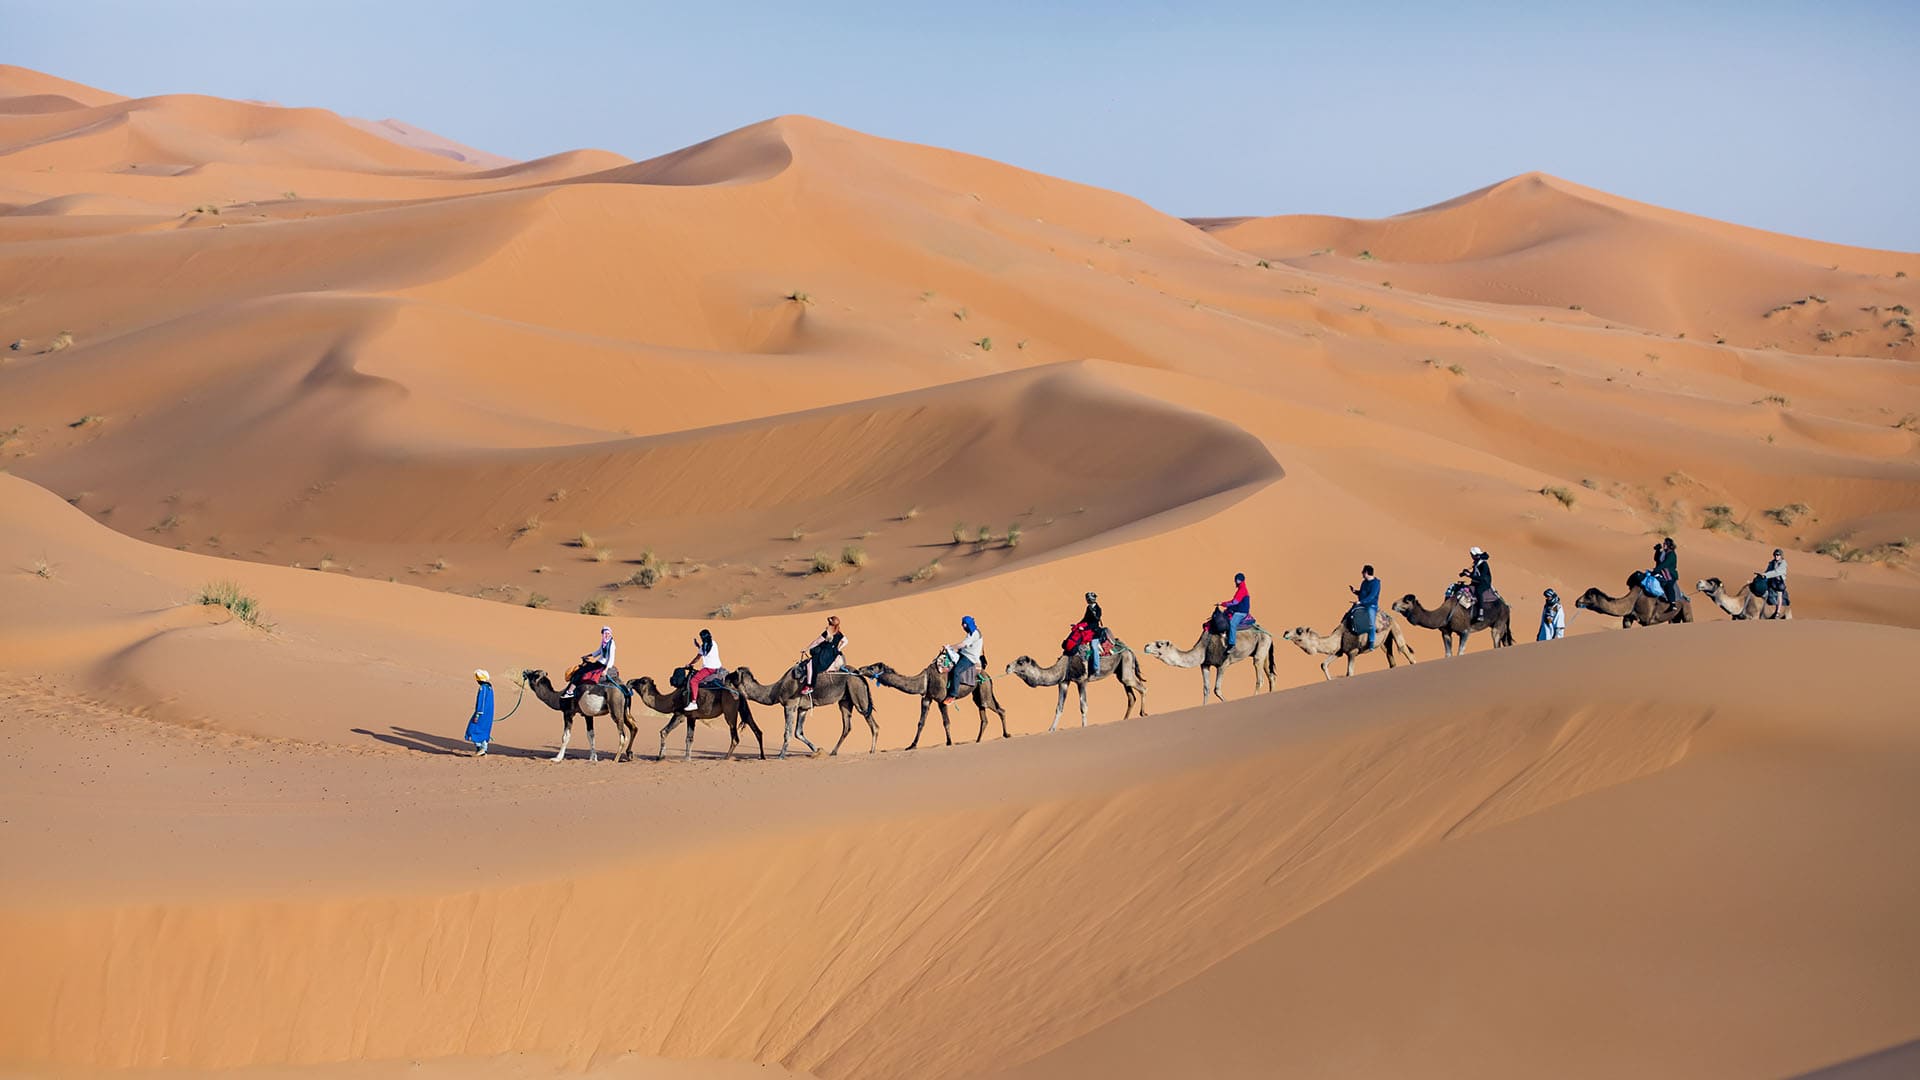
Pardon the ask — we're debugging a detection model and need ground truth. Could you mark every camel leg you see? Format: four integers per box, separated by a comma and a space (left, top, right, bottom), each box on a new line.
1078, 681, 1090, 728
787, 702, 818, 757
656, 715, 681, 761
743, 706, 766, 760
973, 699, 988, 742
865, 701, 878, 754
1212, 666, 1227, 704
830, 704, 852, 756
1345, 653, 1356, 678
941, 700, 952, 746
553, 713, 573, 762
1048, 686, 1067, 733
725, 715, 739, 760
1319, 655, 1333, 681
780, 702, 795, 760
685, 712, 695, 761
585, 715, 597, 763
907, 699, 930, 751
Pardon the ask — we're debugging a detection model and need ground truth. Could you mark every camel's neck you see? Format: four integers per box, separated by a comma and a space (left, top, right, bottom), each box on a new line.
1025, 659, 1072, 686
632, 683, 674, 711
529, 679, 566, 709
884, 668, 930, 694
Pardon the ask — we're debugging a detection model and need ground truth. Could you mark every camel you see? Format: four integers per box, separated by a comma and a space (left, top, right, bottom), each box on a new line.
1142, 627, 1277, 705
1697, 576, 1788, 621
729, 663, 878, 758
1391, 591, 1514, 657
1005, 645, 1148, 732
1575, 574, 1693, 627
1281, 612, 1417, 681
855, 655, 1010, 749
522, 669, 639, 762
629, 675, 764, 761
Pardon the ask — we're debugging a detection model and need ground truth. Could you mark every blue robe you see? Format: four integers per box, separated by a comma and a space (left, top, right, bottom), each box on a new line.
465, 683, 495, 745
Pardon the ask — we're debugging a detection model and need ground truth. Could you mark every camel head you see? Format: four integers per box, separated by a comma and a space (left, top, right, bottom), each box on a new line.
1143, 640, 1172, 657
1698, 577, 1722, 594
1392, 594, 1416, 614
1007, 656, 1036, 676
853, 662, 891, 679
1282, 627, 1305, 642
522, 668, 547, 687
1573, 588, 1608, 612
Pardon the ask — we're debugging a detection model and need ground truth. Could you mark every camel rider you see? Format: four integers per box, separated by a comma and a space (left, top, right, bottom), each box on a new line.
465, 669, 495, 756
1462, 548, 1492, 622
945, 615, 983, 703
1538, 589, 1566, 641
563, 625, 616, 699
1658, 537, 1681, 601
682, 628, 723, 711
1761, 549, 1791, 619
802, 615, 846, 695
1216, 573, 1252, 649
1349, 565, 1381, 651
1069, 591, 1104, 675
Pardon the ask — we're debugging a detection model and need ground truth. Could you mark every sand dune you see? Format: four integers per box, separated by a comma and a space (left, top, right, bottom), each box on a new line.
3, 64, 1919, 1079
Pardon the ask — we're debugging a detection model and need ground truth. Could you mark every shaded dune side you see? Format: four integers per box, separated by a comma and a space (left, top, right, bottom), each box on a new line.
0, 624, 1907, 1078
16, 361, 1281, 603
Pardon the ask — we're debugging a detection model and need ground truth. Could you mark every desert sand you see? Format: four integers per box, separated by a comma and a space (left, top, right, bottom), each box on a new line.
2, 65, 1918, 1078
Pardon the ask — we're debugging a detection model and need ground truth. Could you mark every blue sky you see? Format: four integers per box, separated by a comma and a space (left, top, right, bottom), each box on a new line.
7, 0, 1914, 249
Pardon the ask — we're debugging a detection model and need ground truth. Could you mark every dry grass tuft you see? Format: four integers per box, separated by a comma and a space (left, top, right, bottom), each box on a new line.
1763, 503, 1813, 526
1539, 486, 1576, 509
907, 559, 941, 583
196, 581, 268, 629
579, 595, 612, 616
840, 545, 868, 568
809, 550, 837, 574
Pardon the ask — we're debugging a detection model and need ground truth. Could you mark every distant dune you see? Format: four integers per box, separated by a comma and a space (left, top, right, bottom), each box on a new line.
1, 65, 1917, 1080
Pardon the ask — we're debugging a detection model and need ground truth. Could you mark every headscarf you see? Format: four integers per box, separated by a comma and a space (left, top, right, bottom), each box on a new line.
1469, 546, 1485, 558
1085, 591, 1098, 602
1234, 572, 1246, 583
961, 615, 977, 634
474, 668, 491, 683
1543, 589, 1558, 603
601, 626, 613, 643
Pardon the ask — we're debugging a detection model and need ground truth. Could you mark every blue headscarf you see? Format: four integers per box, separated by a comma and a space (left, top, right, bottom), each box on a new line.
961, 615, 977, 634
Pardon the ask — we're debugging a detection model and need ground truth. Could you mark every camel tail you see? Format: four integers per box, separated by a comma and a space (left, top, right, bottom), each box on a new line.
1499, 623, 1514, 647
1264, 643, 1276, 681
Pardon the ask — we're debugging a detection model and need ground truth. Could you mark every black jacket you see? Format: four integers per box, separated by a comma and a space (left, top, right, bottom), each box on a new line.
1081, 601, 1103, 632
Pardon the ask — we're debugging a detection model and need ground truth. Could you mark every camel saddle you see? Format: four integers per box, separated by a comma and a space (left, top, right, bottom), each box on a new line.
935, 651, 987, 689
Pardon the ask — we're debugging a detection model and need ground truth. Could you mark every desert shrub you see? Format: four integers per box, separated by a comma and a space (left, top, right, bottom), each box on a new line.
574, 531, 595, 549
1447, 362, 1467, 376
711, 602, 735, 619
196, 581, 267, 628
69, 414, 102, 428
1005, 523, 1022, 548
526, 593, 549, 608
841, 545, 868, 567
975, 337, 993, 351
1255, 259, 1271, 269
951, 521, 969, 544
1540, 486, 1576, 509
152, 513, 180, 532
810, 550, 836, 574
31, 556, 52, 579
579, 595, 611, 616
41, 331, 74, 354
1357, 250, 1377, 261
629, 564, 661, 588
432, 556, 448, 572
786, 291, 812, 304
907, 559, 941, 583
975, 525, 992, 544
548, 489, 568, 502
1753, 394, 1791, 407
1763, 503, 1812, 526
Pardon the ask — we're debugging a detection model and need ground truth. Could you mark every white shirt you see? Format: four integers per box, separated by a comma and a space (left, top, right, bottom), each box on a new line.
590, 638, 616, 667
952, 630, 983, 665
1541, 604, 1565, 639
699, 641, 723, 670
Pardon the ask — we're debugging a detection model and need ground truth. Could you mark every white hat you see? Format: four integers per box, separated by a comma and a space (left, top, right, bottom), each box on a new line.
1469, 546, 1485, 556
474, 668, 491, 683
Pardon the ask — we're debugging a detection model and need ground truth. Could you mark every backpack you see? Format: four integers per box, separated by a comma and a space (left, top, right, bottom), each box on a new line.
1751, 573, 1772, 597
1344, 605, 1372, 636
1208, 608, 1231, 635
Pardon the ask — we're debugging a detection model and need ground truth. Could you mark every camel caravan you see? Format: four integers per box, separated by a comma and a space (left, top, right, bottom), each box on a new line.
459, 544, 1798, 761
